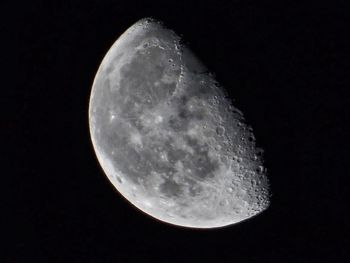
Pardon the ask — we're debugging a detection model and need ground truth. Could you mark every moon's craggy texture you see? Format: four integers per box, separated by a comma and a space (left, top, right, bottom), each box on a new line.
89, 18, 270, 228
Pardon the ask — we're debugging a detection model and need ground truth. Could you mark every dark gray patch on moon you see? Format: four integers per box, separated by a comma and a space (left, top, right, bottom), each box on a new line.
89, 18, 271, 228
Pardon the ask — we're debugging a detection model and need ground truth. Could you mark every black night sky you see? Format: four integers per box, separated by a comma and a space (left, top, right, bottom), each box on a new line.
4, 0, 350, 262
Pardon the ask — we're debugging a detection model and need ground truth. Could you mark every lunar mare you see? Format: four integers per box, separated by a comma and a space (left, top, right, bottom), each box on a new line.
89, 18, 270, 228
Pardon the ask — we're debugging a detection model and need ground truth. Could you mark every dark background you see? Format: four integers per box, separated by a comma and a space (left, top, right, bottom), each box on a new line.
4, 0, 350, 262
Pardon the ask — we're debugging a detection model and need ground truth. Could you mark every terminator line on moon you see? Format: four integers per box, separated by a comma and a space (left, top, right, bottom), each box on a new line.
89, 18, 270, 228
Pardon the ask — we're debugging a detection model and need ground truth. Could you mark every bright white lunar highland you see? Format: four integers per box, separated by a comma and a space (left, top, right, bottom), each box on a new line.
89, 18, 270, 228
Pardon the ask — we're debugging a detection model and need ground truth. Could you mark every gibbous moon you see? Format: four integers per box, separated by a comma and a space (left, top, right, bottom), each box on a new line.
89, 18, 270, 228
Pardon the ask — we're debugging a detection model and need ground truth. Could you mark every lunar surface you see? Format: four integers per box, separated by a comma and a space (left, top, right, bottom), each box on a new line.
89, 18, 270, 228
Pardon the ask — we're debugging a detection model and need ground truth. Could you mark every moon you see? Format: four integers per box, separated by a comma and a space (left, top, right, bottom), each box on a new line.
89, 18, 270, 228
